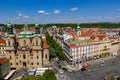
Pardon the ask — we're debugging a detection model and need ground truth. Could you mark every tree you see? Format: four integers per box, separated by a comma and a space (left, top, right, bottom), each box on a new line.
43, 69, 56, 80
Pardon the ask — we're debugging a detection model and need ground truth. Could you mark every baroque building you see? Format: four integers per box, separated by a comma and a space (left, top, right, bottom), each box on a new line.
5, 21, 49, 69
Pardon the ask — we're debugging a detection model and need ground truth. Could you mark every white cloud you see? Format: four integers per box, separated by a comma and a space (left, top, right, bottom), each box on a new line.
54, 10, 60, 14
70, 7, 78, 11
38, 10, 45, 14
18, 13, 23, 16
23, 16, 29, 19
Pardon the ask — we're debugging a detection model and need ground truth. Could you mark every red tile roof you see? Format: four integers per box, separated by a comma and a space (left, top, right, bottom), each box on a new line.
0, 40, 6, 44
0, 58, 9, 65
42, 39, 49, 48
81, 32, 91, 36
69, 44, 76, 48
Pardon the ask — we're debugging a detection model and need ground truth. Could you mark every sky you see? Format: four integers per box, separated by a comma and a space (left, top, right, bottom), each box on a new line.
0, 0, 120, 24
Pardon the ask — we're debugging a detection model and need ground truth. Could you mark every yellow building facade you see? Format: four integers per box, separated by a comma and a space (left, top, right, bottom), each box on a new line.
5, 22, 49, 70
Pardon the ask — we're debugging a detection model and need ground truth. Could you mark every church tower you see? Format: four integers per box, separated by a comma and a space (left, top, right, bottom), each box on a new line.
35, 19, 40, 34
6, 19, 13, 34
5, 20, 16, 69
76, 24, 81, 36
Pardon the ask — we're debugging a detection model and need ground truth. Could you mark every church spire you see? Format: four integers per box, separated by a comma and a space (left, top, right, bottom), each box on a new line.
35, 18, 40, 34
7, 18, 13, 34
24, 21, 28, 31
7, 18, 11, 28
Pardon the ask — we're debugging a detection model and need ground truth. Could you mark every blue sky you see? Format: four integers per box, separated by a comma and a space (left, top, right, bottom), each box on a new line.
0, 0, 120, 24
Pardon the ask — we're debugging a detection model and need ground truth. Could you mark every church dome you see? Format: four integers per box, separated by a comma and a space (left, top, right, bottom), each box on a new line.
77, 24, 80, 29
18, 31, 34, 38
19, 31, 33, 35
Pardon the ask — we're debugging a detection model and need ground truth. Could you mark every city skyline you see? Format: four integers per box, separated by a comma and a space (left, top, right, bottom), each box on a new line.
0, 0, 120, 24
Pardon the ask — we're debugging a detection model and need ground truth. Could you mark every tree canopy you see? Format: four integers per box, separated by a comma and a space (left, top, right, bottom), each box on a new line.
45, 32, 65, 60
22, 69, 56, 80
2, 22, 120, 29
43, 69, 56, 80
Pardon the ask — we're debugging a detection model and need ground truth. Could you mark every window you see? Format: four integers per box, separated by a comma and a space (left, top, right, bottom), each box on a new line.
10, 63, 12, 65
31, 63, 33, 65
10, 55, 12, 59
23, 54, 26, 59
37, 62, 39, 65
30, 39, 32, 44
24, 40, 26, 44
36, 40, 38, 46
104, 45, 107, 49
37, 56, 39, 59
8, 41, 10, 46
36, 50, 38, 53
16, 63, 18, 65
16, 57, 18, 59
45, 55, 47, 59
9, 51, 11, 53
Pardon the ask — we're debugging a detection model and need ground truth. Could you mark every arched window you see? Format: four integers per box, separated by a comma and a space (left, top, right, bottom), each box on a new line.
36, 40, 38, 46
37, 56, 39, 59
45, 55, 47, 59
23, 54, 26, 59
24, 40, 26, 44
37, 62, 39, 65
10, 55, 12, 59
8, 41, 10, 46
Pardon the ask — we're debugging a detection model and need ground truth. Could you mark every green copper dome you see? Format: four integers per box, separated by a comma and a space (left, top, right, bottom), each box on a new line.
77, 24, 80, 29
19, 31, 33, 35
35, 23, 39, 26
18, 31, 34, 38
7, 23, 11, 27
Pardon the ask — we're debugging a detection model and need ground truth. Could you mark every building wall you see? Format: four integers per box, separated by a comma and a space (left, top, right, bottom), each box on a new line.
0, 59, 10, 80
63, 38, 112, 65
99, 41, 111, 58
0, 43, 6, 58
111, 42, 119, 56
5, 35, 49, 70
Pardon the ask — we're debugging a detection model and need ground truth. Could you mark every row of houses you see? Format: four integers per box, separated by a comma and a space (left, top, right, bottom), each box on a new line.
48, 25, 120, 66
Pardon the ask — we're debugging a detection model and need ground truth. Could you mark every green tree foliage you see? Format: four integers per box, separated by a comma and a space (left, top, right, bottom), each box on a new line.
45, 32, 65, 60
43, 69, 56, 80
3, 22, 120, 29
43, 23, 120, 28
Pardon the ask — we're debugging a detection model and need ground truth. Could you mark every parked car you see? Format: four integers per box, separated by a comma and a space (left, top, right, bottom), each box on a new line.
59, 69, 64, 74
100, 60, 105, 67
